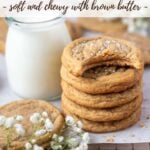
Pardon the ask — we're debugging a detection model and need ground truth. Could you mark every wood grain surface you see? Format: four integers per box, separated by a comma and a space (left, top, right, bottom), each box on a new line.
88, 144, 150, 150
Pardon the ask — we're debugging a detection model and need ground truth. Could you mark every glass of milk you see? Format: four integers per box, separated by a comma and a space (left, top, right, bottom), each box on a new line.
5, 17, 71, 100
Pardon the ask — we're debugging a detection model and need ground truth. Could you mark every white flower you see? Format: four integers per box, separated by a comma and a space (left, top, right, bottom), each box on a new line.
30, 113, 41, 124
25, 142, 32, 150
67, 138, 80, 148
4, 117, 16, 128
52, 134, 58, 140
0, 115, 6, 126
65, 116, 75, 126
82, 133, 90, 143
42, 112, 48, 118
14, 123, 22, 128
77, 121, 83, 129
16, 115, 24, 121
58, 136, 64, 143
73, 127, 82, 133
44, 118, 54, 131
75, 142, 88, 150
34, 129, 46, 136
39, 118, 44, 123
50, 142, 62, 150
14, 124, 25, 136
33, 144, 44, 150
31, 139, 36, 144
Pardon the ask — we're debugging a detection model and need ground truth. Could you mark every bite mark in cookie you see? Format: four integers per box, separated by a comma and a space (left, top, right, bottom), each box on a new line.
61, 65, 142, 94
62, 36, 143, 77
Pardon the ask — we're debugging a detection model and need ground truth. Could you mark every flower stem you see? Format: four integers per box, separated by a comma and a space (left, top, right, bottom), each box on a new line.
7, 128, 12, 150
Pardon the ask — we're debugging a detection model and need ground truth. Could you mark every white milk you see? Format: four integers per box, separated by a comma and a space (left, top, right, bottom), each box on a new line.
5, 18, 71, 100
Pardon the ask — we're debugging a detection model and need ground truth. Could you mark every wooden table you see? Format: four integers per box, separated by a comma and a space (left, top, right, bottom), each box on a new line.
89, 143, 150, 150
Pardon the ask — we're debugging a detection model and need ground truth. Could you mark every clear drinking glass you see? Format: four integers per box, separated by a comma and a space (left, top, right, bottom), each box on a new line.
5, 17, 71, 100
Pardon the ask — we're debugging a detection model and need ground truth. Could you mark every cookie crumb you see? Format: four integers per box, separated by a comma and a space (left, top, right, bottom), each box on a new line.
106, 136, 115, 143
131, 134, 135, 137
138, 122, 145, 128
146, 115, 150, 120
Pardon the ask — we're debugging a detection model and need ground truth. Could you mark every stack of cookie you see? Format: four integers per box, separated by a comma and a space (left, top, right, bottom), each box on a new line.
61, 36, 143, 132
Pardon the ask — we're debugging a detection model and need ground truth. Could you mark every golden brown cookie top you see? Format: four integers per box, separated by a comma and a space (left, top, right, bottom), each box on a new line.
62, 36, 143, 76
0, 100, 64, 149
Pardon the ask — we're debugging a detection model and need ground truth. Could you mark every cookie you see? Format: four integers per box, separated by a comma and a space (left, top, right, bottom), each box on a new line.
61, 36, 143, 77
0, 100, 64, 149
61, 65, 142, 94
61, 94, 142, 122
0, 18, 8, 53
62, 107, 141, 133
77, 18, 127, 33
61, 80, 141, 108
66, 20, 82, 40
105, 32, 150, 65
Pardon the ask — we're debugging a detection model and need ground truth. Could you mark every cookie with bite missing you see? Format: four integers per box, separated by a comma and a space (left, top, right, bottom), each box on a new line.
0, 100, 64, 149
61, 36, 143, 77
61, 94, 142, 122
61, 80, 141, 108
